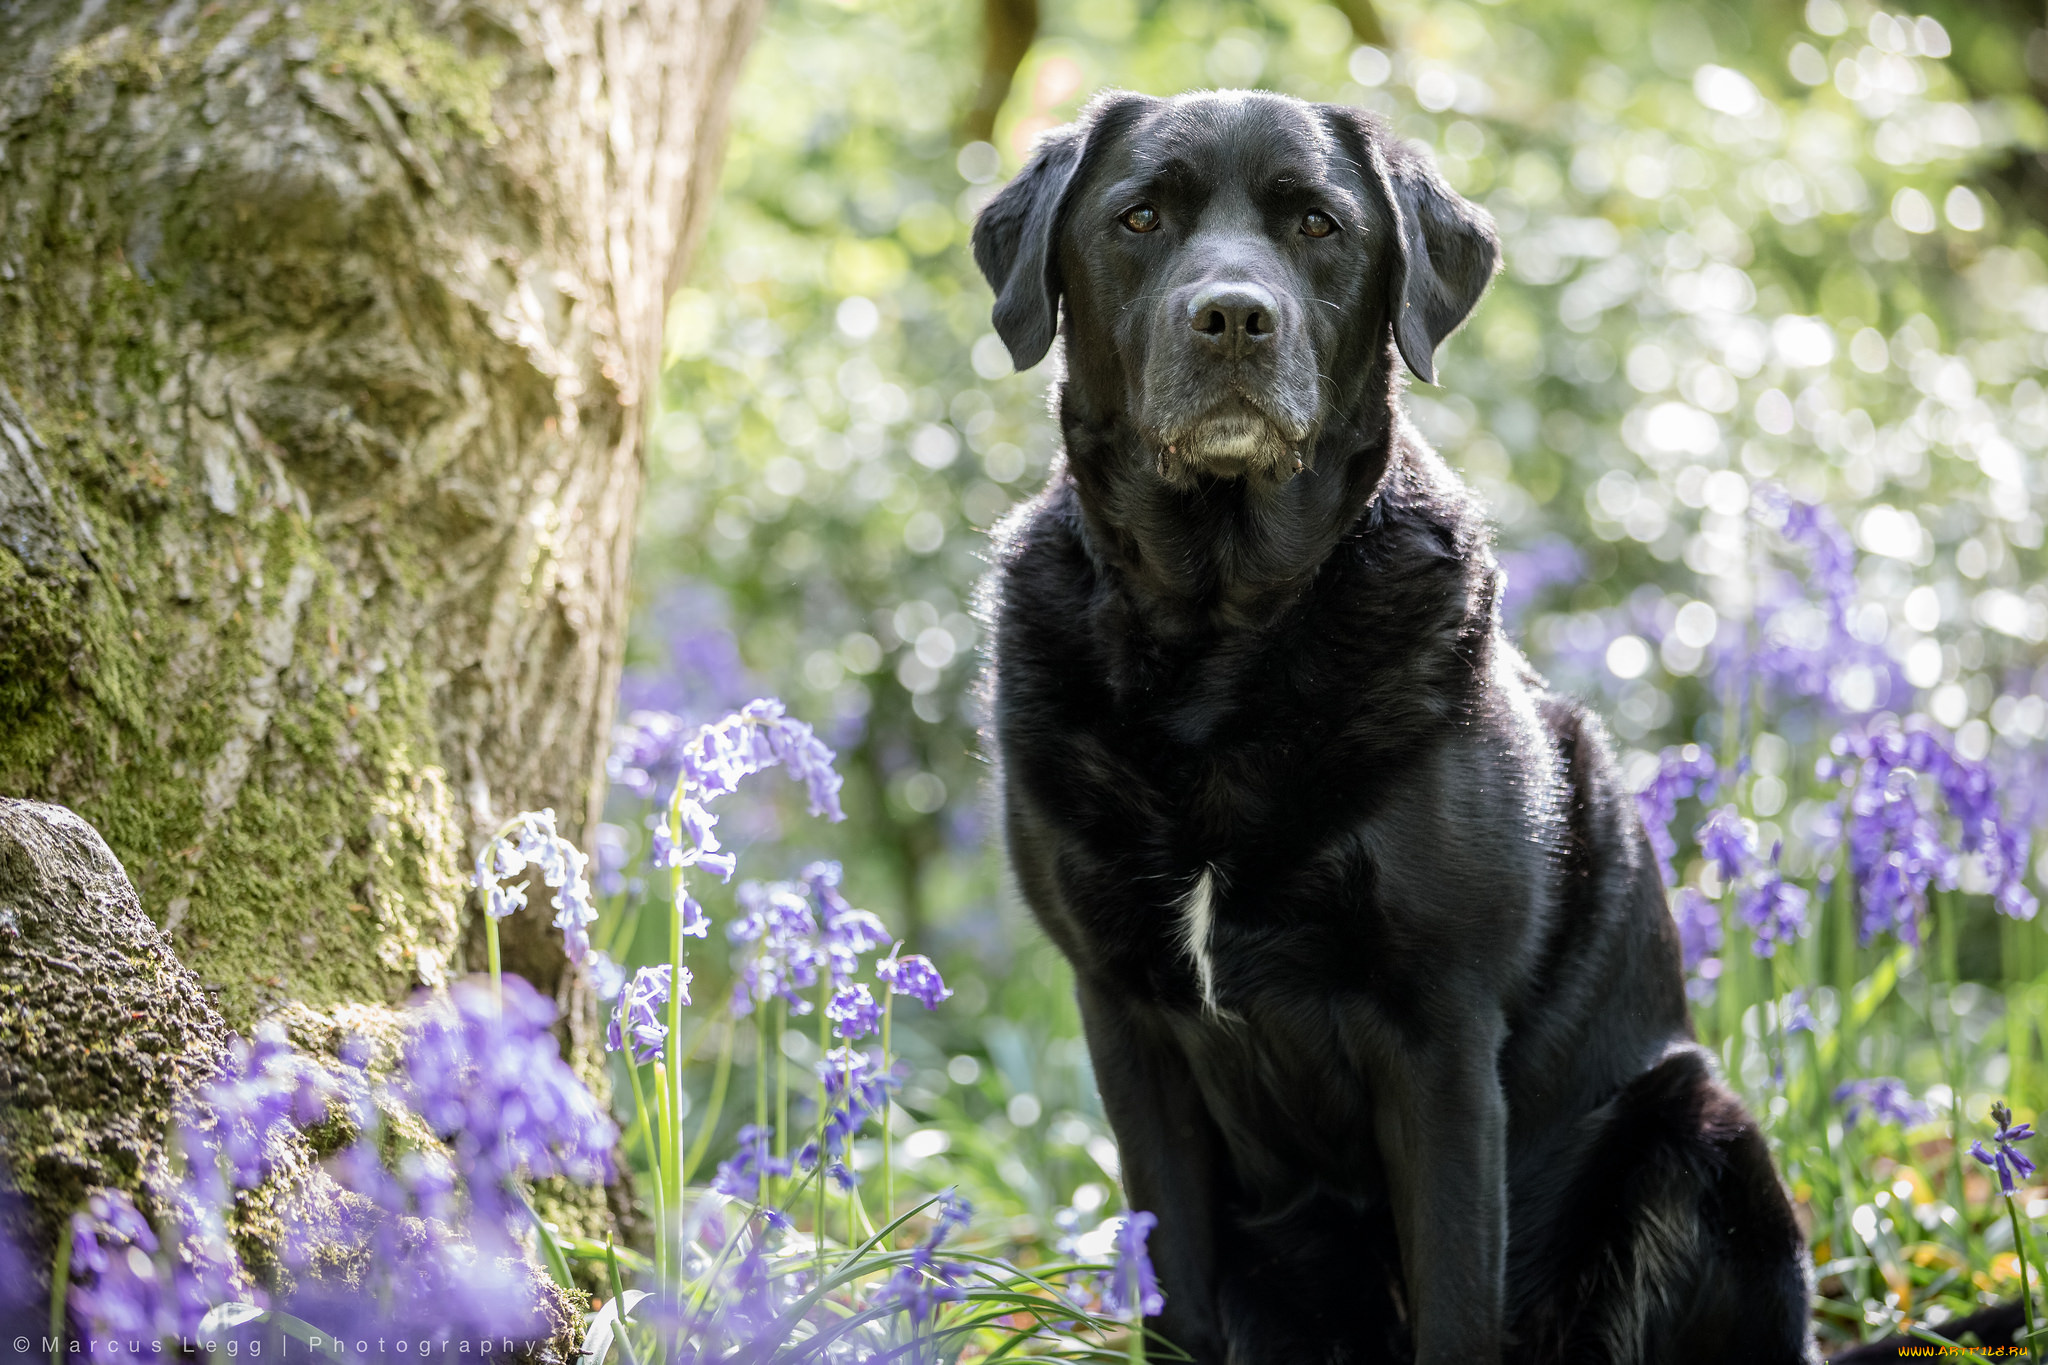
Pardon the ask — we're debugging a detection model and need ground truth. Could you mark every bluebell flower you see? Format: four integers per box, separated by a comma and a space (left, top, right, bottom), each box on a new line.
607, 964, 683, 1065
608, 708, 695, 801
666, 793, 739, 883
805, 860, 888, 980
802, 1045, 897, 1187
67, 1189, 243, 1341
711, 1123, 792, 1203
880, 1190, 972, 1324
1107, 1210, 1165, 1319
676, 884, 710, 938
827, 982, 882, 1040
1696, 805, 1754, 882
1819, 721, 2036, 945
670, 700, 846, 822
1671, 887, 1721, 974
0, 1176, 36, 1336
1633, 746, 1717, 886
1066, 1208, 1165, 1322
588, 948, 628, 1003
472, 809, 601, 963
1744, 488, 1877, 707
1972, 1102, 2038, 1197
728, 879, 826, 1016
1834, 1077, 1931, 1129
877, 944, 952, 1010
404, 975, 616, 1226
1740, 847, 1809, 958
1782, 988, 1817, 1034
184, 1020, 344, 1193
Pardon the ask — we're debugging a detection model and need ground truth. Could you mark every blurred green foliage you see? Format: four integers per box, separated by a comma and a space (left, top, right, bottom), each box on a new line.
618, 0, 2048, 1345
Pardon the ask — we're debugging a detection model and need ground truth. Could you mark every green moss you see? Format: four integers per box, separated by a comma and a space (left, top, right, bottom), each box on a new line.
0, 554, 82, 783
302, 0, 506, 145
0, 389, 466, 1026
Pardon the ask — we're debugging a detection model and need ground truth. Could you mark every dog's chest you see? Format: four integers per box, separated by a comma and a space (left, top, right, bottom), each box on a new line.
1007, 683, 1414, 1012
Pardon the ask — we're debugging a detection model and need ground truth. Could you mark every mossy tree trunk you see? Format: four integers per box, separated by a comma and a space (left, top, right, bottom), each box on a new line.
0, 0, 761, 1027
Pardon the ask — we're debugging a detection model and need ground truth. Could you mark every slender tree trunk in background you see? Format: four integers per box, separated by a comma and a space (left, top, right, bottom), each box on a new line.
0, 0, 762, 1028
963, 0, 1038, 146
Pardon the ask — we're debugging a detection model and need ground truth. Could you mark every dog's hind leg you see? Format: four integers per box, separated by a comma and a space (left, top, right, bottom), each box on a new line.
1517, 1044, 1816, 1365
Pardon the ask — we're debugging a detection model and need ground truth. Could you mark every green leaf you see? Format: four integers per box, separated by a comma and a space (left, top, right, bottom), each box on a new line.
577, 1288, 650, 1365
519, 1187, 579, 1291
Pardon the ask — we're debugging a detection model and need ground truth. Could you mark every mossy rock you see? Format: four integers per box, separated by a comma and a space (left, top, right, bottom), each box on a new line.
0, 796, 230, 1254
0, 801, 582, 1356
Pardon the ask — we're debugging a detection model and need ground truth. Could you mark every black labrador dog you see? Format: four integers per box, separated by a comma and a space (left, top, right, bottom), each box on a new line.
973, 91, 1814, 1365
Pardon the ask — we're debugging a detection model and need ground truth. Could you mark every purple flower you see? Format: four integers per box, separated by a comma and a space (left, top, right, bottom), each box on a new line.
1671, 887, 1722, 974
711, 1124, 792, 1204
1634, 746, 1718, 886
472, 809, 600, 963
877, 944, 952, 1010
880, 1190, 972, 1324
1498, 535, 1583, 627
184, 1020, 347, 1194
609, 708, 698, 802
1696, 805, 1754, 882
1782, 988, 1817, 1034
1834, 1077, 1931, 1129
1107, 1210, 1165, 1320
607, 964, 684, 1065
404, 975, 616, 1224
1740, 848, 1809, 958
1820, 721, 2037, 945
728, 879, 826, 1016
798, 1045, 899, 1190
670, 699, 847, 821
664, 793, 739, 884
676, 884, 711, 938
827, 983, 882, 1040
66, 1190, 241, 1341
0, 1171, 35, 1329
806, 861, 888, 981
1971, 1101, 2038, 1196
1745, 486, 1888, 711
588, 948, 627, 1003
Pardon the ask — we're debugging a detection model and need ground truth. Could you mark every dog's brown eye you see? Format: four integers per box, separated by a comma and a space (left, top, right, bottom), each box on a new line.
1301, 210, 1336, 238
1122, 205, 1161, 233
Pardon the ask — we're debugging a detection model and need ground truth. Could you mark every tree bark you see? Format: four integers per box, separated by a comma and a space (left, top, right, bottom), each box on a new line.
0, 0, 762, 1025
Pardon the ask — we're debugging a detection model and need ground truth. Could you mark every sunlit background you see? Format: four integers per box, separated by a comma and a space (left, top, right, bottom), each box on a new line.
602, 0, 2048, 1343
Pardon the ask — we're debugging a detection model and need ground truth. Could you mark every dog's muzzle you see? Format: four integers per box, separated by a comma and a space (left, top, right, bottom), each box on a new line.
1140, 280, 1321, 484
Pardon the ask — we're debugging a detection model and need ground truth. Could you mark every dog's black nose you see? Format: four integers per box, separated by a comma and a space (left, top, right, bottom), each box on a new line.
1187, 284, 1279, 357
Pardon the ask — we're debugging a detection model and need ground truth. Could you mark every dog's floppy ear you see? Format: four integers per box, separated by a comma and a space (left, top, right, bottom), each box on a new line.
1328, 109, 1500, 386
972, 95, 1141, 372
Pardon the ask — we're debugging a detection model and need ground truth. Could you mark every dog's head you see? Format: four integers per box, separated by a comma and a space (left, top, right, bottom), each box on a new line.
973, 91, 1498, 487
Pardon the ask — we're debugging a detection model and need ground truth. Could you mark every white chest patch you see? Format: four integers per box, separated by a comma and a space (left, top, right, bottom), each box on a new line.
1177, 866, 1220, 1013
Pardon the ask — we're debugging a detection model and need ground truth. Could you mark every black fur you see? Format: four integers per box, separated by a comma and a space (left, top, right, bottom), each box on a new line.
973, 90, 1815, 1365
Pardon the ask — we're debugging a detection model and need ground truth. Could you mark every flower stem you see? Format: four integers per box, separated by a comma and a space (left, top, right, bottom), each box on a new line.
881, 988, 896, 1220
1936, 899, 1971, 1266
755, 1008, 768, 1142
817, 975, 830, 1278
2007, 1189, 2039, 1363
681, 1015, 734, 1188
663, 797, 688, 1328
485, 913, 503, 1012
775, 997, 790, 1178
49, 1216, 71, 1365
626, 1055, 665, 1284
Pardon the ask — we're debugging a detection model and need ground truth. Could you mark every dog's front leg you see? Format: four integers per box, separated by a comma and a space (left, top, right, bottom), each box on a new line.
1369, 1024, 1508, 1365
1076, 972, 1228, 1365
